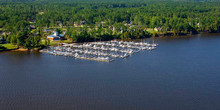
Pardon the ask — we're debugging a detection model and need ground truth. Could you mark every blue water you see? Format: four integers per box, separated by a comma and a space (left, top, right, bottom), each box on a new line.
0, 33, 220, 110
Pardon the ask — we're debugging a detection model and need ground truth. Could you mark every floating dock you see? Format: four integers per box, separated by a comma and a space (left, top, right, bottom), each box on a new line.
75, 56, 113, 62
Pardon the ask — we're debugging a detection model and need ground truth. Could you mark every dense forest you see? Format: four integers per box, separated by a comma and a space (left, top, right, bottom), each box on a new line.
0, 0, 220, 49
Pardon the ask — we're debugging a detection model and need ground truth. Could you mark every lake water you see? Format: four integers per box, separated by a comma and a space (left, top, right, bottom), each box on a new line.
0, 33, 220, 110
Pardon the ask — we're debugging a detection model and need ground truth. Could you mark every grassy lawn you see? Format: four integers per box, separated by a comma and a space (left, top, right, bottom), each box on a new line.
0, 43, 18, 50
38, 12, 45, 15
146, 28, 157, 34
41, 40, 72, 46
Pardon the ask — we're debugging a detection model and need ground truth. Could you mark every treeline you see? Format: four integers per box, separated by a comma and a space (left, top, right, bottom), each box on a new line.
66, 25, 152, 42
0, 0, 220, 46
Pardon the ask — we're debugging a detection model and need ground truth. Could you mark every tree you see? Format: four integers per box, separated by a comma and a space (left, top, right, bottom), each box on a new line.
55, 28, 62, 35
24, 37, 32, 49
10, 35, 17, 44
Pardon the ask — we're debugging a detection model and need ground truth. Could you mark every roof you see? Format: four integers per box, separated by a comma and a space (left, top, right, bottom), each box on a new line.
47, 32, 64, 38
44, 29, 51, 32
47, 34, 64, 38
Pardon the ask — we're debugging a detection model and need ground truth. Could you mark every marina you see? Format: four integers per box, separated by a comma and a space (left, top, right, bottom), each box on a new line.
1, 34, 220, 110
40, 40, 158, 62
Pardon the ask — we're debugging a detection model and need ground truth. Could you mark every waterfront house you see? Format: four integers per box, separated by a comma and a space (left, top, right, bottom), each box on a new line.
47, 31, 65, 41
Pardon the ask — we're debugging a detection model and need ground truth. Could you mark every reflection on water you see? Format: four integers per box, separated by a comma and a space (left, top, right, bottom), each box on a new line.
0, 33, 220, 110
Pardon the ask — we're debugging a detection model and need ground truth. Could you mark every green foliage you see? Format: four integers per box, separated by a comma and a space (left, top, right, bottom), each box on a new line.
0, 44, 18, 50
55, 28, 62, 35
24, 37, 32, 49
0, 0, 220, 45
23, 35, 41, 49
0, 45, 6, 51
44, 39, 50, 47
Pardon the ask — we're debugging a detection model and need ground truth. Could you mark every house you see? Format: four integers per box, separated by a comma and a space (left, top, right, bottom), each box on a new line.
74, 21, 86, 27
2, 32, 11, 36
74, 22, 80, 27
124, 21, 132, 26
44, 29, 51, 33
29, 25, 36, 29
112, 26, 116, 31
197, 23, 200, 27
80, 21, 86, 25
47, 31, 65, 41
57, 21, 63, 27
154, 27, 162, 32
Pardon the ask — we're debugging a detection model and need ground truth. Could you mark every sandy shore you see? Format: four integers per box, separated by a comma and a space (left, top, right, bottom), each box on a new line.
11, 48, 28, 51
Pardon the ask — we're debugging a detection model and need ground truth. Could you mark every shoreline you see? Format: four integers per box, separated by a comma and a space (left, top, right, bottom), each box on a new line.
0, 48, 19, 52
0, 48, 34, 52
1, 32, 219, 53
11, 48, 28, 52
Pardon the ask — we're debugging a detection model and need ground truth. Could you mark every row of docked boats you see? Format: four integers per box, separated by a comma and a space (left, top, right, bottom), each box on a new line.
41, 40, 158, 62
